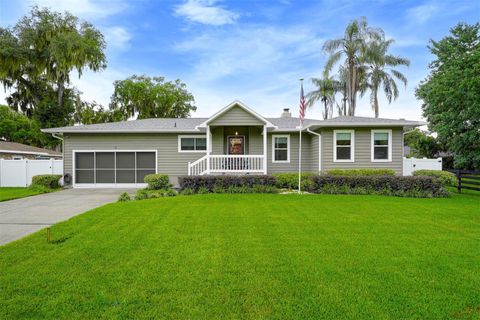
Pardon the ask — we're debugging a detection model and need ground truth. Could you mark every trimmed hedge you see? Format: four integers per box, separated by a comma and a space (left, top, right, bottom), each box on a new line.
325, 169, 396, 176
179, 175, 276, 193
31, 174, 62, 189
310, 175, 447, 197
273, 173, 315, 190
413, 170, 457, 187
144, 174, 171, 190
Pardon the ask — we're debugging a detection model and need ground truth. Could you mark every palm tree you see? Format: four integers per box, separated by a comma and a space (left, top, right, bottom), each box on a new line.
323, 17, 382, 116
366, 38, 410, 118
306, 74, 339, 119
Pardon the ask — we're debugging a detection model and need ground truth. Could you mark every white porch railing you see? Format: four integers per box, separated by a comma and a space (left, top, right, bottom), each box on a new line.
188, 155, 265, 176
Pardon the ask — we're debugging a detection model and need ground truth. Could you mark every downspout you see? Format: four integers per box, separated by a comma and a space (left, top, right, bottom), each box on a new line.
306, 128, 321, 173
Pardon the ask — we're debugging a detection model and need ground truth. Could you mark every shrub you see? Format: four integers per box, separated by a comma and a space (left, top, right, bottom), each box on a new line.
117, 192, 131, 202
180, 188, 195, 196
324, 169, 396, 176
144, 174, 171, 190
310, 175, 447, 198
273, 173, 315, 190
31, 174, 62, 189
413, 170, 457, 187
135, 188, 177, 200
179, 175, 276, 193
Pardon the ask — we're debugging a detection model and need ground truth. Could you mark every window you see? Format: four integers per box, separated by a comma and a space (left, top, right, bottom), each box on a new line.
272, 135, 290, 163
371, 130, 392, 162
178, 136, 207, 152
74, 151, 156, 185
12, 155, 23, 160
333, 130, 354, 162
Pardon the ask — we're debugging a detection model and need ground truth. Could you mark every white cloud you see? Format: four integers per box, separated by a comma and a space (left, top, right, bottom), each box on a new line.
407, 2, 439, 24
103, 26, 132, 50
28, 0, 128, 19
175, 25, 323, 81
71, 68, 130, 106
174, 0, 239, 26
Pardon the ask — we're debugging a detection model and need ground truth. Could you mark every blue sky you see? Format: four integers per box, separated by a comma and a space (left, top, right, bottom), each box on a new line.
0, 0, 479, 120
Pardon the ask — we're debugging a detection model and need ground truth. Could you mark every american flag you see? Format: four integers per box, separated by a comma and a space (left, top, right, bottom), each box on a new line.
299, 80, 306, 124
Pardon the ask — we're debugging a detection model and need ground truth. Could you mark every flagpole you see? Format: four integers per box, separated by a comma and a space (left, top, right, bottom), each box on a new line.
298, 78, 304, 194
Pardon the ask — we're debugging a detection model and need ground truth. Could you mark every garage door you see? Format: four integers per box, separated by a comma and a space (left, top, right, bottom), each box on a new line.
74, 151, 156, 186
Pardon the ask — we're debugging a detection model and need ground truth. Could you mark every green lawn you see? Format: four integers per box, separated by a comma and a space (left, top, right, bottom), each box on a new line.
1, 193, 479, 319
0, 187, 50, 202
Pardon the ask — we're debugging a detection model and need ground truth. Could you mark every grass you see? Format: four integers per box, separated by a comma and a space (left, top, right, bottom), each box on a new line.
0, 186, 55, 202
1, 192, 479, 319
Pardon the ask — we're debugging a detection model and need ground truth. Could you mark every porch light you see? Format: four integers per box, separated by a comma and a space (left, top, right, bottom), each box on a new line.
235, 131, 238, 136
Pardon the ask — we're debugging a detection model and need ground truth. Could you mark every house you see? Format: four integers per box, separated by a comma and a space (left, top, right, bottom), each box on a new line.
42, 100, 424, 188
0, 141, 62, 160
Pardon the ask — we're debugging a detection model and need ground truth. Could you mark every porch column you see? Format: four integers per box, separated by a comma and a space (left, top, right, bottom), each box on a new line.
207, 125, 211, 174
263, 125, 267, 174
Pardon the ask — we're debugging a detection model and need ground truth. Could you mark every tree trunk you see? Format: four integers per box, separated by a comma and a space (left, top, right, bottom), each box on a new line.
323, 100, 328, 120
57, 80, 64, 110
374, 91, 379, 118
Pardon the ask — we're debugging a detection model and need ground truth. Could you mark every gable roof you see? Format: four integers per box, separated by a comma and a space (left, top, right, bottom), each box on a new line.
197, 100, 275, 128
41, 101, 425, 134
0, 141, 62, 156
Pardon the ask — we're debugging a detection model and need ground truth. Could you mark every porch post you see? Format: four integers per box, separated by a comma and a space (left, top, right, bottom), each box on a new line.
206, 125, 211, 174
263, 125, 267, 174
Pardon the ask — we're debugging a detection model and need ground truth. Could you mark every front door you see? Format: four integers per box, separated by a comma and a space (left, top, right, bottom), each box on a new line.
227, 136, 245, 155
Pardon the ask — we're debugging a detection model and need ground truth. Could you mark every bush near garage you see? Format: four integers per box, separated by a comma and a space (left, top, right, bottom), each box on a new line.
31, 174, 62, 189
144, 174, 171, 190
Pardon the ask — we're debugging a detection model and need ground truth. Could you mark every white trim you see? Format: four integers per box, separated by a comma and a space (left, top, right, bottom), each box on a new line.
226, 135, 246, 155
371, 129, 393, 162
333, 130, 355, 162
197, 100, 275, 128
262, 125, 267, 174
178, 135, 208, 153
272, 134, 290, 163
72, 150, 157, 188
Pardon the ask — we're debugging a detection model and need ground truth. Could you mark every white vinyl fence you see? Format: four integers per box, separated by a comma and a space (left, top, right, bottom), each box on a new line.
0, 159, 63, 187
403, 157, 442, 176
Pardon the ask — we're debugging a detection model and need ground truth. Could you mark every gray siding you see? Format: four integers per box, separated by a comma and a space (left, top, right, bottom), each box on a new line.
210, 105, 264, 126
310, 135, 320, 173
63, 133, 205, 185
248, 126, 263, 155
266, 132, 313, 174
211, 127, 224, 155
321, 128, 403, 174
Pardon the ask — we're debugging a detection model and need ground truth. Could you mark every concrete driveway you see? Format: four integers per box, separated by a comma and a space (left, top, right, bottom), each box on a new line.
0, 188, 136, 245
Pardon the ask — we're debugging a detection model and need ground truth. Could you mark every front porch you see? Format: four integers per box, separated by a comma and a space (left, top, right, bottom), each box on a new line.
188, 154, 265, 175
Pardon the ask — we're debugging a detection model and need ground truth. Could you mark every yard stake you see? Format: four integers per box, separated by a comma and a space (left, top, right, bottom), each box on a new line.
46, 227, 51, 243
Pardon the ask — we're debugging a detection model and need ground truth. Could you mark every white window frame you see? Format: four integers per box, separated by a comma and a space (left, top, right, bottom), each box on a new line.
72, 150, 157, 188
371, 129, 392, 162
333, 129, 355, 162
178, 135, 207, 153
272, 134, 290, 163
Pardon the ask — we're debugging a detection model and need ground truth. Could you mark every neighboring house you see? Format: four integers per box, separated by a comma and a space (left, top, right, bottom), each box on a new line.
42, 100, 424, 187
0, 141, 62, 160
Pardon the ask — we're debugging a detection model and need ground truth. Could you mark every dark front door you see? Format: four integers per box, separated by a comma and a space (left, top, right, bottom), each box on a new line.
227, 136, 245, 155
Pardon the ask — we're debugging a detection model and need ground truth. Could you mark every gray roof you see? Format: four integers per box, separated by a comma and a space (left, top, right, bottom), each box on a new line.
0, 141, 62, 156
42, 115, 424, 134
305, 116, 426, 128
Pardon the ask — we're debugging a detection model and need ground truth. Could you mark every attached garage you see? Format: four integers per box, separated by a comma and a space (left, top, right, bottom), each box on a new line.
73, 150, 157, 187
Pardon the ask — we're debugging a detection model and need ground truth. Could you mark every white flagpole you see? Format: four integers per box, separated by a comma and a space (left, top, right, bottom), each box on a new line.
298, 124, 302, 193
298, 78, 304, 194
